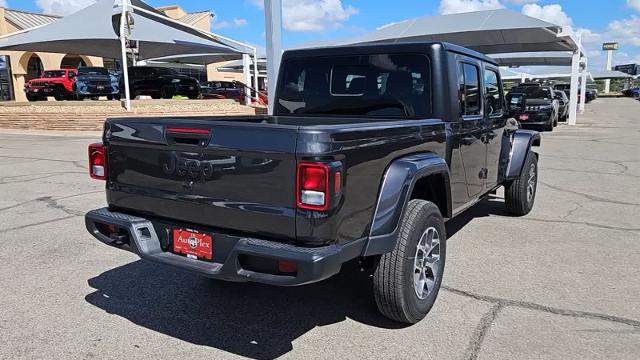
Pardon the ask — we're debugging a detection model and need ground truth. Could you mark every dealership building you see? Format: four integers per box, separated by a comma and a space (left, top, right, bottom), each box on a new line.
0, 5, 252, 102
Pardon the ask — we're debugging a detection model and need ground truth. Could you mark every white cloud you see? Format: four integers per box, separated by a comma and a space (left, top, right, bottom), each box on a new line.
438, 0, 504, 15
213, 18, 248, 30
0, 1, 7, 8
522, 4, 572, 26
607, 15, 640, 46
36, 0, 95, 16
505, 0, 538, 4
627, 0, 640, 12
250, 0, 358, 32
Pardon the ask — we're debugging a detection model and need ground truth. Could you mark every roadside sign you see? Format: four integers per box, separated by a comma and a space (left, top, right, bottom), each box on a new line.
602, 42, 619, 51
614, 63, 639, 76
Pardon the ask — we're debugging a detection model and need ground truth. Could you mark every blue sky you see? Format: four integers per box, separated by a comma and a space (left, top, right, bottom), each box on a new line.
9, 0, 640, 70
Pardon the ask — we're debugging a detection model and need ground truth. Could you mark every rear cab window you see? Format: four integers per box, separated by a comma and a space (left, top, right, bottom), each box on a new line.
484, 68, 503, 115
276, 54, 431, 118
458, 63, 481, 116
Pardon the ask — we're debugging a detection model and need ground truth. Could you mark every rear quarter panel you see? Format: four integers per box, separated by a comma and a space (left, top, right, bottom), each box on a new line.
294, 119, 447, 245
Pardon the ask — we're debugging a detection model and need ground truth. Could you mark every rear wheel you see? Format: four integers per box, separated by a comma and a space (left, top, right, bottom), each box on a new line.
504, 151, 538, 216
373, 199, 446, 324
545, 118, 554, 132
26, 94, 40, 102
160, 86, 174, 99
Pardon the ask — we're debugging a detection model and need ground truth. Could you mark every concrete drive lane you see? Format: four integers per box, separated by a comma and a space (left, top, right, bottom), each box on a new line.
0, 98, 638, 359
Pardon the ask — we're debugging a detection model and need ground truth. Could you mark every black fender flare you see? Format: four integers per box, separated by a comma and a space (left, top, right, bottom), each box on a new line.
362, 153, 451, 257
505, 130, 541, 181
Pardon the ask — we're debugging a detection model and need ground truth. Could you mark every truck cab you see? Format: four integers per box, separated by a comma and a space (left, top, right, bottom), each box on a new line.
86, 42, 540, 324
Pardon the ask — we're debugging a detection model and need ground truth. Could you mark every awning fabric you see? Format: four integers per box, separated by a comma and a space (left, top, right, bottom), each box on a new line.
344, 9, 581, 55
492, 52, 575, 66
0, 0, 247, 60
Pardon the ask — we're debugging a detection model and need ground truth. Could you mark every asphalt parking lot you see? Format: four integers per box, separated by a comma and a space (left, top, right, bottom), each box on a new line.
1, 97, 639, 360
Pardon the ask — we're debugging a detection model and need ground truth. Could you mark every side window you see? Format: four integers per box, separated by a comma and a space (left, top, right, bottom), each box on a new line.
484, 68, 503, 115
459, 63, 481, 116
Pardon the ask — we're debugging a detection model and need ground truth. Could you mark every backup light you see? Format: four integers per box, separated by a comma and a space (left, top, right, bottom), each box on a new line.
297, 162, 330, 211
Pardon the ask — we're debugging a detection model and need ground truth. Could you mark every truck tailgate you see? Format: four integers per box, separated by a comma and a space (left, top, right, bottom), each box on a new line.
104, 117, 298, 240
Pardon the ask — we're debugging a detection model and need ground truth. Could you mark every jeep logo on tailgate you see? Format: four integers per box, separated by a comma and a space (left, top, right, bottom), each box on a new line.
163, 152, 214, 179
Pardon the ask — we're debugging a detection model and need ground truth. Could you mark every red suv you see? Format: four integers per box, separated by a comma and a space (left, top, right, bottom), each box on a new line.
24, 69, 77, 101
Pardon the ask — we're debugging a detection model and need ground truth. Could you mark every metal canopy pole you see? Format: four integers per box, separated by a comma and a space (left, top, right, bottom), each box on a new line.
568, 49, 580, 125
579, 57, 588, 113
119, 0, 132, 111
264, 0, 282, 115
242, 53, 251, 105
253, 48, 259, 94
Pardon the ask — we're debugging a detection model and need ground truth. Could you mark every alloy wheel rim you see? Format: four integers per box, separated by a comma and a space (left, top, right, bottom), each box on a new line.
527, 163, 536, 204
413, 227, 441, 300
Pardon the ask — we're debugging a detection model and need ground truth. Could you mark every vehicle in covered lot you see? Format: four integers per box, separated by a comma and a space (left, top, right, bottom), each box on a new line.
201, 80, 244, 101
554, 82, 595, 104
121, 66, 201, 100
508, 84, 558, 131
74, 67, 120, 101
554, 90, 569, 122
622, 86, 640, 98
86, 42, 540, 324
24, 69, 77, 101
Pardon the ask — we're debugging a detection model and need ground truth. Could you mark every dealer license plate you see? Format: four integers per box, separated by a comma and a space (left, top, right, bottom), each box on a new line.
172, 228, 213, 260
518, 114, 530, 121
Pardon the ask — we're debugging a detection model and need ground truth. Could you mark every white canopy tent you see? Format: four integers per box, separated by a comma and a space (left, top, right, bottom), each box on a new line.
492, 50, 589, 115
590, 70, 634, 80
0, 0, 256, 109
263, 4, 586, 124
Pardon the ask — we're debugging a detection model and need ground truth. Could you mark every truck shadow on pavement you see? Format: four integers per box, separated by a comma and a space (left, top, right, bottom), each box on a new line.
84, 198, 506, 359
85, 259, 404, 359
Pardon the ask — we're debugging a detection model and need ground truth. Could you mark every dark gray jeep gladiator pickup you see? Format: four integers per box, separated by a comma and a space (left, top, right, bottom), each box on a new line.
86, 42, 540, 324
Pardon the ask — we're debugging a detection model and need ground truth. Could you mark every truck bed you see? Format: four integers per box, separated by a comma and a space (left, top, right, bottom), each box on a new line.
103, 115, 447, 245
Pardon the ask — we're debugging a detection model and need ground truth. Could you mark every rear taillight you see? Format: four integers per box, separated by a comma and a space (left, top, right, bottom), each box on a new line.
89, 143, 107, 180
297, 162, 330, 211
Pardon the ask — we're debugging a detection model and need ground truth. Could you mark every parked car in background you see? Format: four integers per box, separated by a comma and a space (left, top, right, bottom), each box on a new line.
553, 90, 569, 122
508, 85, 559, 131
24, 69, 77, 101
201, 81, 243, 101
622, 87, 640, 98
554, 83, 595, 103
75, 67, 120, 100
121, 66, 201, 100
86, 42, 541, 324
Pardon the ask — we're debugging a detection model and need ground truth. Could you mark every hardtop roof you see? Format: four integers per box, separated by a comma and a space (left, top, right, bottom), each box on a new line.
283, 41, 497, 66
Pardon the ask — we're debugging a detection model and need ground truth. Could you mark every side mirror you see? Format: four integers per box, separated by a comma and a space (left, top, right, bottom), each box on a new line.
507, 93, 527, 114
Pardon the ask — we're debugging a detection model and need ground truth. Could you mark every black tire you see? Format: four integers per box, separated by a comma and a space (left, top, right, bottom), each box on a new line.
54, 93, 67, 101
106, 95, 114, 101
504, 151, 538, 216
545, 118, 554, 132
188, 93, 201, 100
26, 94, 40, 102
77, 95, 85, 101
160, 87, 174, 99
373, 199, 446, 324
